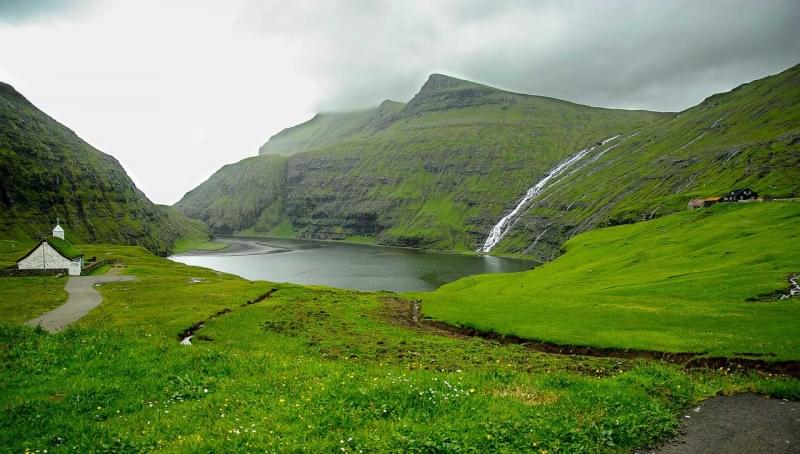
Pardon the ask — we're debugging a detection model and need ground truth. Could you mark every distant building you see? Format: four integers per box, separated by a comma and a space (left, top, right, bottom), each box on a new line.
52, 222, 65, 240
16, 223, 83, 276
687, 196, 721, 210
721, 188, 759, 202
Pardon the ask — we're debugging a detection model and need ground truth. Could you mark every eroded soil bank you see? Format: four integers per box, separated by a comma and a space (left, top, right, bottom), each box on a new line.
385, 298, 800, 377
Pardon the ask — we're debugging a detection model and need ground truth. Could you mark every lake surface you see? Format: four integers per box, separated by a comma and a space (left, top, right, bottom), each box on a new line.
169, 237, 535, 292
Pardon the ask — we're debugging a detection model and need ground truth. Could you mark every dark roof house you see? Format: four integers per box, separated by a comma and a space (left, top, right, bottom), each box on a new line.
721, 188, 758, 202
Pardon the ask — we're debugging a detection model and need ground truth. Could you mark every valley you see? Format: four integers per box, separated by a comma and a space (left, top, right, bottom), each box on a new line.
0, 55, 798, 452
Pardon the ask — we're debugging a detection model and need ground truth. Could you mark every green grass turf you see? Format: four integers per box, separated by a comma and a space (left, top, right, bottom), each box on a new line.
419, 202, 800, 360
0, 242, 798, 451
0, 276, 67, 323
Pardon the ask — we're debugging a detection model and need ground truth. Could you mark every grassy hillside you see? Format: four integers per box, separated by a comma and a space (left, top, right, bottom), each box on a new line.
1, 244, 798, 451
258, 100, 404, 156
420, 202, 800, 360
178, 74, 668, 249
0, 82, 212, 255
492, 63, 800, 258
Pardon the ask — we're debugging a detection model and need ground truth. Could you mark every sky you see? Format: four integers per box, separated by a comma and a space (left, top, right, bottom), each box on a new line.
1, 0, 799, 205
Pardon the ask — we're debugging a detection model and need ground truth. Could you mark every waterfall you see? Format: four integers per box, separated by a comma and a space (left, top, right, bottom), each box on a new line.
478, 136, 619, 253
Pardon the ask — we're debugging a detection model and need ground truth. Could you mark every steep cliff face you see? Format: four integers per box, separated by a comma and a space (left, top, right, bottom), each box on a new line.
176, 155, 290, 235
490, 63, 800, 260
178, 73, 668, 250
0, 82, 210, 254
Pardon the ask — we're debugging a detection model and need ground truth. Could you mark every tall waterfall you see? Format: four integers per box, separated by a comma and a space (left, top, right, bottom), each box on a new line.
478, 136, 620, 253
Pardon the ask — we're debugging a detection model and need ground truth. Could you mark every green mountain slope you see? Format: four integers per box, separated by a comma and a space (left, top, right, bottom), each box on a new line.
178, 74, 668, 250
0, 82, 210, 255
491, 63, 800, 259
176, 154, 290, 234
420, 201, 800, 360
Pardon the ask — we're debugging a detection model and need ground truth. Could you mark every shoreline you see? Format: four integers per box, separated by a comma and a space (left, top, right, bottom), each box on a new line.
177, 234, 539, 265
171, 237, 293, 257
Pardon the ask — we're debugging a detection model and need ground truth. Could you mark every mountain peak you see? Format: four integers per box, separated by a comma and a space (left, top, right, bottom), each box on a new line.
419, 73, 481, 93
405, 73, 503, 114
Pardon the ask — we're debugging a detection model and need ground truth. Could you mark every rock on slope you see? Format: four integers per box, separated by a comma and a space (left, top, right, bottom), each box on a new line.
0, 82, 210, 254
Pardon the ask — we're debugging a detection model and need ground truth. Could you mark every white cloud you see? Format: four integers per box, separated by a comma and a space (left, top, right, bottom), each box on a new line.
0, 0, 798, 204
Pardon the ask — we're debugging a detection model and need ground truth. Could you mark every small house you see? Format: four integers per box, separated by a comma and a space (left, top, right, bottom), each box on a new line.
720, 188, 758, 202
16, 224, 83, 276
687, 196, 721, 210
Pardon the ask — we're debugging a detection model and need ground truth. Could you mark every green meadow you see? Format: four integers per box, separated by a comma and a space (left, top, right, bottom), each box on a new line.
420, 202, 800, 360
1, 203, 799, 452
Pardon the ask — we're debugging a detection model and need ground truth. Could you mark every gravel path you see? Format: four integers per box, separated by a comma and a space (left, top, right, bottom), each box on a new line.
651, 393, 800, 453
26, 268, 135, 332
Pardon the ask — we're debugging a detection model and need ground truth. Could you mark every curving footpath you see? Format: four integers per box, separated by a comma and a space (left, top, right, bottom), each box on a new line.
649, 393, 800, 454
26, 269, 136, 333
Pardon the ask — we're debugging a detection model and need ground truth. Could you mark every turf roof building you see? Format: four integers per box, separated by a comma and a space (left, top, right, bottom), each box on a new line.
687, 196, 721, 209
16, 224, 83, 276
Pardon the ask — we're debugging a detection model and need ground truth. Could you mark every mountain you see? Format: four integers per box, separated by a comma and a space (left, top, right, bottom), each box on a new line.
177, 74, 668, 249
0, 82, 211, 255
178, 65, 799, 257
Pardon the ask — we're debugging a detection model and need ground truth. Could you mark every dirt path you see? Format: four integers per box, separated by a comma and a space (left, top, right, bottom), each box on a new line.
647, 393, 800, 453
26, 266, 135, 333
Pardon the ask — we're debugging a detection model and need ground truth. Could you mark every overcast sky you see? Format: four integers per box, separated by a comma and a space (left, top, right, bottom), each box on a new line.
1, 0, 799, 204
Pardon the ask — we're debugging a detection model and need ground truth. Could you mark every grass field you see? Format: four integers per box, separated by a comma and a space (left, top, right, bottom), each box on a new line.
0, 239, 34, 268
419, 202, 800, 360
1, 243, 798, 452
0, 276, 67, 323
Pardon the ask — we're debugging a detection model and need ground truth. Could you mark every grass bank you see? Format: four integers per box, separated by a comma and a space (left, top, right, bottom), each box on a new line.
419, 202, 800, 361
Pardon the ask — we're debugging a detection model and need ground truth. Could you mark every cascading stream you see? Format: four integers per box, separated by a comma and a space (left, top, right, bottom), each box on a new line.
478, 135, 620, 253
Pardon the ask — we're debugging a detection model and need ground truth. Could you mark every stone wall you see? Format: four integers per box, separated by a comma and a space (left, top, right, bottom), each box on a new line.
0, 268, 64, 277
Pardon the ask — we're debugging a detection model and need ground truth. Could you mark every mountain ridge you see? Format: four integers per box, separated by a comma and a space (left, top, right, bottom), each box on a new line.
178, 72, 671, 251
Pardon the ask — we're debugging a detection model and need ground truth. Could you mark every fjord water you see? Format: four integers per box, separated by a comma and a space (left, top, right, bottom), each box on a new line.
169, 237, 534, 292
